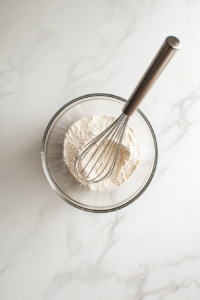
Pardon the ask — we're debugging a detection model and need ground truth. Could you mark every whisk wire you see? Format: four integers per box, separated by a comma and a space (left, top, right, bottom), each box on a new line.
94, 115, 128, 176
84, 114, 127, 180
74, 113, 129, 183
93, 115, 129, 182
80, 114, 124, 175
98, 117, 129, 180
75, 114, 123, 173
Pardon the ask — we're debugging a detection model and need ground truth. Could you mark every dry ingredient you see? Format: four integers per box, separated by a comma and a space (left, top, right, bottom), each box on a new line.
63, 115, 140, 190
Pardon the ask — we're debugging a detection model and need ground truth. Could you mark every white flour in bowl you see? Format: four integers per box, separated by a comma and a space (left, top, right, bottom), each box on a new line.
63, 115, 140, 190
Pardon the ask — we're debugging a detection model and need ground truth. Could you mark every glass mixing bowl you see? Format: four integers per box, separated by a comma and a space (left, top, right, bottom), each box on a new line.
41, 94, 158, 212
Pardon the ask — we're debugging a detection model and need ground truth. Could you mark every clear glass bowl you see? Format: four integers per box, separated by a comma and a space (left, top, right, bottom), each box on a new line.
41, 94, 158, 212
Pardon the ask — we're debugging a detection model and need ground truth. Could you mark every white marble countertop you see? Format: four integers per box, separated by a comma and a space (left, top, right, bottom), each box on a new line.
1, 0, 200, 299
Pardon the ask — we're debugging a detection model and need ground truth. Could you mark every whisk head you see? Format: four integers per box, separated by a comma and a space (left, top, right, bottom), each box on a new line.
74, 113, 129, 184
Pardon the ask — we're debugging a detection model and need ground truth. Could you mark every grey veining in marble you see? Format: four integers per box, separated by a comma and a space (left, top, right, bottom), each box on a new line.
1, 0, 200, 299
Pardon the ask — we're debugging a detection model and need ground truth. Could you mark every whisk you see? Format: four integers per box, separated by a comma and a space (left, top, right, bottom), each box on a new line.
74, 36, 181, 184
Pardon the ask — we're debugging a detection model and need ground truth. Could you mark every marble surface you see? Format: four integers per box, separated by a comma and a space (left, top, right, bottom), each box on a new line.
1, 0, 200, 299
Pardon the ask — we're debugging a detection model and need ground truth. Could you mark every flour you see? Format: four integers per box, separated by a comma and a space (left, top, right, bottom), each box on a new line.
63, 115, 140, 190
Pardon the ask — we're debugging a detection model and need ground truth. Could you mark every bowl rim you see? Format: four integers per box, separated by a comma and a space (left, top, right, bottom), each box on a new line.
41, 93, 158, 213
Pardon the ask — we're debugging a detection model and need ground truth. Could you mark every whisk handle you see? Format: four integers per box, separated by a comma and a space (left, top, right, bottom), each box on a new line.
123, 36, 181, 116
